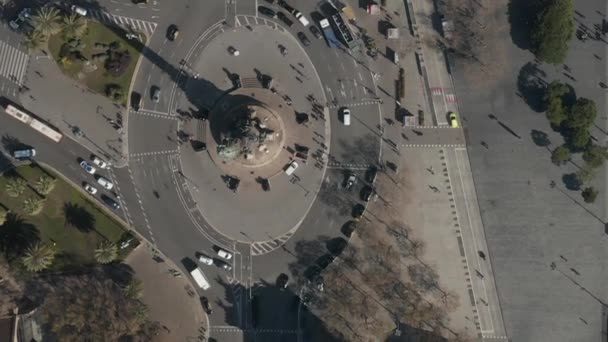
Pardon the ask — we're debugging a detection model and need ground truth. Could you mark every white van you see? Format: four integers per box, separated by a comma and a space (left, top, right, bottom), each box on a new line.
342, 108, 351, 126
71, 5, 88, 16
294, 12, 309, 27
190, 268, 210, 290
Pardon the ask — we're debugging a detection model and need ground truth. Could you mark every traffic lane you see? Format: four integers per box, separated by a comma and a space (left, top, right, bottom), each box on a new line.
127, 111, 178, 155
97, 0, 164, 19
328, 103, 381, 166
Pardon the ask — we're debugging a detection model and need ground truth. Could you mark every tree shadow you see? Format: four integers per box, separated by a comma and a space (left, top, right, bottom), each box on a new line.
530, 129, 551, 147
63, 202, 96, 233
562, 173, 582, 191
0, 213, 39, 261
516, 62, 548, 112
507, 0, 540, 50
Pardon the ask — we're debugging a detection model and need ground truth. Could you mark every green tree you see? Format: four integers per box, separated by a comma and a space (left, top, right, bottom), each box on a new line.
576, 165, 595, 184
564, 98, 597, 130
583, 144, 608, 169
34, 175, 56, 196
551, 145, 571, 165
22, 30, 47, 51
21, 242, 55, 272
23, 197, 44, 215
543, 82, 570, 126
31, 7, 62, 37
5, 178, 26, 198
62, 13, 87, 38
531, 0, 574, 65
570, 128, 590, 149
94, 241, 118, 264
123, 278, 144, 300
581, 187, 598, 203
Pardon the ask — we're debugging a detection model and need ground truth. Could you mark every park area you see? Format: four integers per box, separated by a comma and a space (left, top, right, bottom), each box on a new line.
0, 163, 134, 270
48, 20, 140, 105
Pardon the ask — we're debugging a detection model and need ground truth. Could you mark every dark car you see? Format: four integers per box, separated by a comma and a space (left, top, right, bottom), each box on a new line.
216, 260, 232, 271
150, 86, 160, 102
361, 186, 374, 202
365, 166, 378, 183
352, 203, 365, 220
297, 32, 310, 46
101, 194, 120, 210
191, 140, 207, 152
166, 24, 179, 41
277, 12, 293, 27
132, 0, 148, 3
309, 25, 322, 39
201, 297, 213, 314
277, 273, 289, 289
131, 91, 142, 111
258, 6, 276, 17
260, 178, 271, 191
278, 0, 296, 14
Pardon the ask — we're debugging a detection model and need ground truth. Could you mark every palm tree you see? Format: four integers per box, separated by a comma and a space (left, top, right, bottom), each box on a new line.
23, 30, 47, 51
5, 178, 26, 198
21, 242, 55, 272
123, 278, 144, 300
35, 175, 56, 196
62, 13, 86, 38
94, 241, 118, 264
23, 197, 45, 215
31, 7, 61, 37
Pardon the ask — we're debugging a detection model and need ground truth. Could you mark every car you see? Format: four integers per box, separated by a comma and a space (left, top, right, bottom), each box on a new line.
449, 112, 459, 128
309, 25, 322, 39
258, 6, 276, 17
277, 12, 293, 27
80, 161, 96, 174
83, 183, 98, 195
131, 91, 142, 111
352, 203, 365, 220
365, 166, 377, 183
198, 255, 214, 265
260, 178, 271, 192
92, 155, 108, 169
192, 140, 207, 152
96, 176, 114, 190
294, 11, 309, 26
360, 186, 375, 202
278, 0, 296, 14
297, 32, 311, 46
201, 297, 213, 314
167, 24, 179, 41
342, 108, 351, 126
101, 194, 120, 210
151, 86, 160, 102
216, 260, 232, 271
217, 248, 233, 260
284, 161, 298, 176
13, 148, 36, 160
71, 5, 88, 16
344, 172, 356, 190
277, 273, 289, 289
132, 0, 148, 3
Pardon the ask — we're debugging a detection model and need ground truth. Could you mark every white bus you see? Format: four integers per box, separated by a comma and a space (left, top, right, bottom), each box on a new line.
190, 268, 210, 290
4, 104, 63, 143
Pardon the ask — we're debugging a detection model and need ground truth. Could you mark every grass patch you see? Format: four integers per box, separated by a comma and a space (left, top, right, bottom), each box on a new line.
48, 21, 140, 105
0, 164, 136, 269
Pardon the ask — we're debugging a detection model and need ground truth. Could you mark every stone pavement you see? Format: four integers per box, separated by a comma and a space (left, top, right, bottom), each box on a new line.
19, 50, 127, 166
125, 245, 207, 342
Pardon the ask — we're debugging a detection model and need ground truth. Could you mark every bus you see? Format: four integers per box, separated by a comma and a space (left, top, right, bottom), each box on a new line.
4, 104, 63, 143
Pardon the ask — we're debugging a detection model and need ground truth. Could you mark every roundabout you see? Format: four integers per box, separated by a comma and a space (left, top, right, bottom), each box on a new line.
173, 24, 329, 243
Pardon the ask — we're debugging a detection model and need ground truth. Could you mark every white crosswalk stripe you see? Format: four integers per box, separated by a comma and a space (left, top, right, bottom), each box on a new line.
89, 11, 158, 36
0, 41, 29, 85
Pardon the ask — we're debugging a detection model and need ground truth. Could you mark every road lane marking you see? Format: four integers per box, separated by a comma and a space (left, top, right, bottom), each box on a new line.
130, 149, 178, 158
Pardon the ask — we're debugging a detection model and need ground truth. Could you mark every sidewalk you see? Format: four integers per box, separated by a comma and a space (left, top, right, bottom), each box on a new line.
125, 245, 208, 342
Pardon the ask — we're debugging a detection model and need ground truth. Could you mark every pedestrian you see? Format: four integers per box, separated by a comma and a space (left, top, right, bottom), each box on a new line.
478, 251, 486, 259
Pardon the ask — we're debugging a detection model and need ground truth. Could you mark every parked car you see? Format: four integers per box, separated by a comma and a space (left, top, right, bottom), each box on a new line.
151, 86, 161, 102
342, 108, 351, 126
294, 11, 309, 26
13, 148, 36, 160
101, 194, 120, 210
92, 155, 108, 169
132, 0, 148, 3
297, 31, 311, 46
278, 0, 296, 14
83, 183, 98, 195
309, 25, 322, 39
80, 161, 96, 174
344, 172, 356, 190
201, 297, 213, 314
258, 6, 276, 17
71, 5, 88, 16
277, 12, 293, 27
192, 140, 207, 152
96, 176, 114, 190
449, 111, 459, 128
167, 24, 179, 41
360, 185, 375, 202
198, 255, 214, 265
277, 273, 289, 289
131, 91, 142, 111
217, 248, 233, 260
216, 260, 232, 271
365, 166, 378, 183
284, 161, 298, 176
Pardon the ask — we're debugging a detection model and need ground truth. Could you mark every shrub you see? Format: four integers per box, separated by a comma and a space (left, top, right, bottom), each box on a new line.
104, 51, 131, 76
581, 187, 598, 203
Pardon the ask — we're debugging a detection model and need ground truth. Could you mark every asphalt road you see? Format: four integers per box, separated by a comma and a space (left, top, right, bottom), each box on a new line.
451, 1, 608, 341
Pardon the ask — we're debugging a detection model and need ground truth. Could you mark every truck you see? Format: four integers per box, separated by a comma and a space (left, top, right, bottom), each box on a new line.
190, 267, 210, 290
319, 18, 340, 48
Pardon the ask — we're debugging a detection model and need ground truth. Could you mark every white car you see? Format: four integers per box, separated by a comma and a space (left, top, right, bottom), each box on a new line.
217, 249, 233, 260
71, 5, 88, 16
198, 255, 214, 265
83, 183, 98, 195
342, 108, 351, 126
285, 161, 298, 176
92, 156, 108, 169
80, 161, 96, 174
96, 176, 114, 190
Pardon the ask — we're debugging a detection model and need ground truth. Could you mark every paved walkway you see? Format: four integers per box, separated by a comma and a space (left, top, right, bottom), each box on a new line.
125, 245, 207, 342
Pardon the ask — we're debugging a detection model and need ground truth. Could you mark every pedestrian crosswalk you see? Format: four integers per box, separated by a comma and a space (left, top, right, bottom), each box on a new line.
89, 11, 158, 36
251, 232, 294, 256
0, 40, 29, 85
